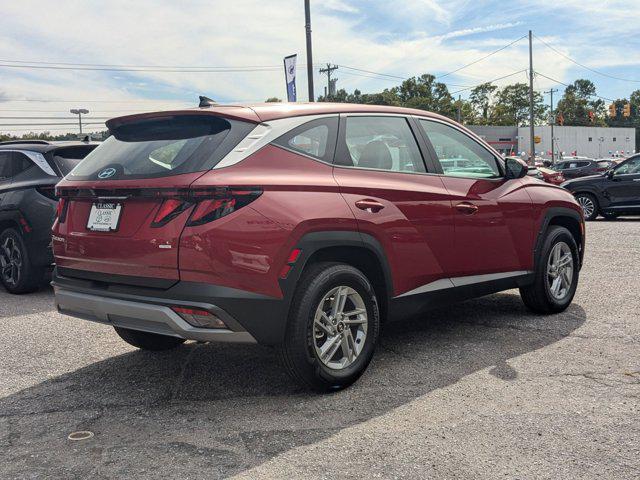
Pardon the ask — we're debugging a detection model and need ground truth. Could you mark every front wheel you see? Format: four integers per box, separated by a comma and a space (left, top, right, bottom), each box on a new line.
0, 228, 44, 294
520, 226, 579, 314
280, 262, 380, 392
574, 193, 598, 221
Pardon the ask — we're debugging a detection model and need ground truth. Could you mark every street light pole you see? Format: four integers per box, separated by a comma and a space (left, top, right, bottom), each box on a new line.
528, 30, 535, 165
304, 0, 315, 102
545, 88, 558, 163
70, 108, 89, 134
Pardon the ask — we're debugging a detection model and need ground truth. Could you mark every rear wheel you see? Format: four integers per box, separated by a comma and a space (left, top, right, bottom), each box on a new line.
520, 226, 579, 314
0, 228, 43, 294
280, 262, 380, 392
574, 193, 598, 221
114, 327, 186, 351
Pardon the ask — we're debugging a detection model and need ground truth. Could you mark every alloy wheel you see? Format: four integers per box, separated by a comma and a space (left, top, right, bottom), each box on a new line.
0, 236, 22, 287
313, 286, 368, 370
576, 196, 595, 219
546, 241, 574, 300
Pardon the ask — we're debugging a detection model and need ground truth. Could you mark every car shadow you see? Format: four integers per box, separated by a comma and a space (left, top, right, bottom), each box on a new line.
1, 292, 586, 478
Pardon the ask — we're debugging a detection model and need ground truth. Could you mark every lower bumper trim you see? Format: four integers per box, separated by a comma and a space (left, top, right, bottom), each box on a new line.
54, 288, 257, 344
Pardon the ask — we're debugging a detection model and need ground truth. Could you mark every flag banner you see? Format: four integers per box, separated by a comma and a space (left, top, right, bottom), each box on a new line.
284, 54, 297, 102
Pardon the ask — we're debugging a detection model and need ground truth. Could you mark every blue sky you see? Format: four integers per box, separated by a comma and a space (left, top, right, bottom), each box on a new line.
1, 0, 639, 133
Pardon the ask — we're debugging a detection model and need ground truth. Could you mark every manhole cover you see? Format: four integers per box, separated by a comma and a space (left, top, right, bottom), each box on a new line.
68, 431, 94, 441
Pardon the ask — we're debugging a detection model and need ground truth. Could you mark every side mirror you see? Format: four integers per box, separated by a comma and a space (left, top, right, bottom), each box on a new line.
504, 157, 528, 180
606, 169, 615, 179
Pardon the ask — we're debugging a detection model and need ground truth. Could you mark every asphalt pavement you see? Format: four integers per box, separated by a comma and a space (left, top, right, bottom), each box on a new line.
1, 219, 638, 479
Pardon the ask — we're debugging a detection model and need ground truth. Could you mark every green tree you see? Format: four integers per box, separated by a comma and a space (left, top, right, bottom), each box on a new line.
556, 79, 605, 126
265, 97, 282, 102
469, 83, 497, 124
490, 83, 546, 126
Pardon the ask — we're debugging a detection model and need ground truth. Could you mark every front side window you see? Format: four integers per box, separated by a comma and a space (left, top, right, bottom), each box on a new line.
339, 116, 425, 173
614, 157, 640, 175
419, 120, 500, 178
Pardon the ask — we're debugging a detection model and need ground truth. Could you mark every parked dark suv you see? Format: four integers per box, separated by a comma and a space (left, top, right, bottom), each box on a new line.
52, 103, 584, 391
0, 140, 97, 293
562, 154, 640, 220
553, 158, 606, 179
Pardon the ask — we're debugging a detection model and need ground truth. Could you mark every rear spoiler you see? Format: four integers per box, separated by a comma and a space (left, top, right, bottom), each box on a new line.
105, 108, 261, 133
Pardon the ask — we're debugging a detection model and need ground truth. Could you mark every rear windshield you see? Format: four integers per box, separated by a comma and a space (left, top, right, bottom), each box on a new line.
53, 146, 98, 175
68, 115, 254, 180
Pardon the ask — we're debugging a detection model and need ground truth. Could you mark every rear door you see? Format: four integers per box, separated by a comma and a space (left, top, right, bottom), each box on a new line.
53, 114, 256, 285
332, 114, 455, 296
417, 118, 535, 278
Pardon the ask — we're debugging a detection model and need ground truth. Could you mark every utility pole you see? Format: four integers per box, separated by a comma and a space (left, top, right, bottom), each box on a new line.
304, 0, 314, 102
457, 95, 462, 123
319, 63, 339, 99
528, 30, 535, 165
544, 88, 558, 163
70, 108, 89, 134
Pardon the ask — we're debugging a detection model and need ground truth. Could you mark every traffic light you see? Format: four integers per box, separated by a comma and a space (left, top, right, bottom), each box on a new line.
623, 103, 631, 117
609, 103, 616, 118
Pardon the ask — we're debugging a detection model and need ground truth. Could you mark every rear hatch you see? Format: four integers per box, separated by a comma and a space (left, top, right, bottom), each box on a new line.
53, 112, 256, 286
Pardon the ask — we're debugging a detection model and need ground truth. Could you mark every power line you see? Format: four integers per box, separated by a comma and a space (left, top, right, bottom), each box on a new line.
338, 65, 405, 80
449, 69, 528, 95
534, 71, 615, 102
0, 122, 105, 126
436, 34, 527, 79
0, 116, 110, 120
534, 34, 640, 84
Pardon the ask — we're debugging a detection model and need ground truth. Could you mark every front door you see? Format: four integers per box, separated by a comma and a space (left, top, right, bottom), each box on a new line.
605, 156, 640, 209
416, 118, 535, 278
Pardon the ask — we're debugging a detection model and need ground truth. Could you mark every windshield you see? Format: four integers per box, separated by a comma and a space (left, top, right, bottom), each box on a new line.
68, 115, 254, 180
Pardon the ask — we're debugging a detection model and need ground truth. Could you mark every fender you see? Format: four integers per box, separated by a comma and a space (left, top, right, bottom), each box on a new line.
533, 207, 584, 269
279, 230, 394, 304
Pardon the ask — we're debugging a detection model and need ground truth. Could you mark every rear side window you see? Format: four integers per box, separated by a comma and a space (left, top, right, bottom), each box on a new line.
68, 115, 255, 180
0, 152, 12, 179
272, 117, 338, 163
12, 152, 35, 175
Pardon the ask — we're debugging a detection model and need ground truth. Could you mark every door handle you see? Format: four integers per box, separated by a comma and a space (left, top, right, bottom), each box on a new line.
355, 199, 385, 213
455, 202, 479, 215
633, 178, 640, 182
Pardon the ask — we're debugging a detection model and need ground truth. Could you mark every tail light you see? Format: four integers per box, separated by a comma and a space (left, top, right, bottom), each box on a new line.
186, 187, 262, 227
56, 198, 69, 223
151, 198, 192, 228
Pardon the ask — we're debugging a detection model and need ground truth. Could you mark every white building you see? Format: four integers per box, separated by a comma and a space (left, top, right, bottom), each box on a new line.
517, 126, 636, 159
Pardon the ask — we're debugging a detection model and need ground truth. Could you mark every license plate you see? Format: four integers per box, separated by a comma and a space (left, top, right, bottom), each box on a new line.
87, 203, 122, 232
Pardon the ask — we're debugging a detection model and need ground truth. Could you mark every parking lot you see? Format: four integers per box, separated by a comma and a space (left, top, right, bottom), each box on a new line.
0, 219, 638, 479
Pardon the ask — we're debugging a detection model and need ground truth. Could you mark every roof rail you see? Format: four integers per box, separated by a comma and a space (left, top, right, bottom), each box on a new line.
0, 139, 50, 145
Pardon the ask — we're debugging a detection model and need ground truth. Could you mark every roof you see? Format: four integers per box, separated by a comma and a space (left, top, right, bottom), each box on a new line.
0, 140, 99, 153
106, 102, 451, 129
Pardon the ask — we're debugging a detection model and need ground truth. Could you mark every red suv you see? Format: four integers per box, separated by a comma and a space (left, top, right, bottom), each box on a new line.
52, 103, 585, 391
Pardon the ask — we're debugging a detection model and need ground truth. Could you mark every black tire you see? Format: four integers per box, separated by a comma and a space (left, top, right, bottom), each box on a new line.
280, 262, 380, 392
574, 193, 599, 221
520, 226, 579, 314
0, 228, 44, 294
114, 327, 186, 351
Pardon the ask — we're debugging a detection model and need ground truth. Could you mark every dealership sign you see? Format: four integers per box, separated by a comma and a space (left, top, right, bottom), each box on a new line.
283, 54, 297, 102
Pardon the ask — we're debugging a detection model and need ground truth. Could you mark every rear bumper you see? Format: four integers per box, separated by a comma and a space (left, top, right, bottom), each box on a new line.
52, 268, 289, 344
